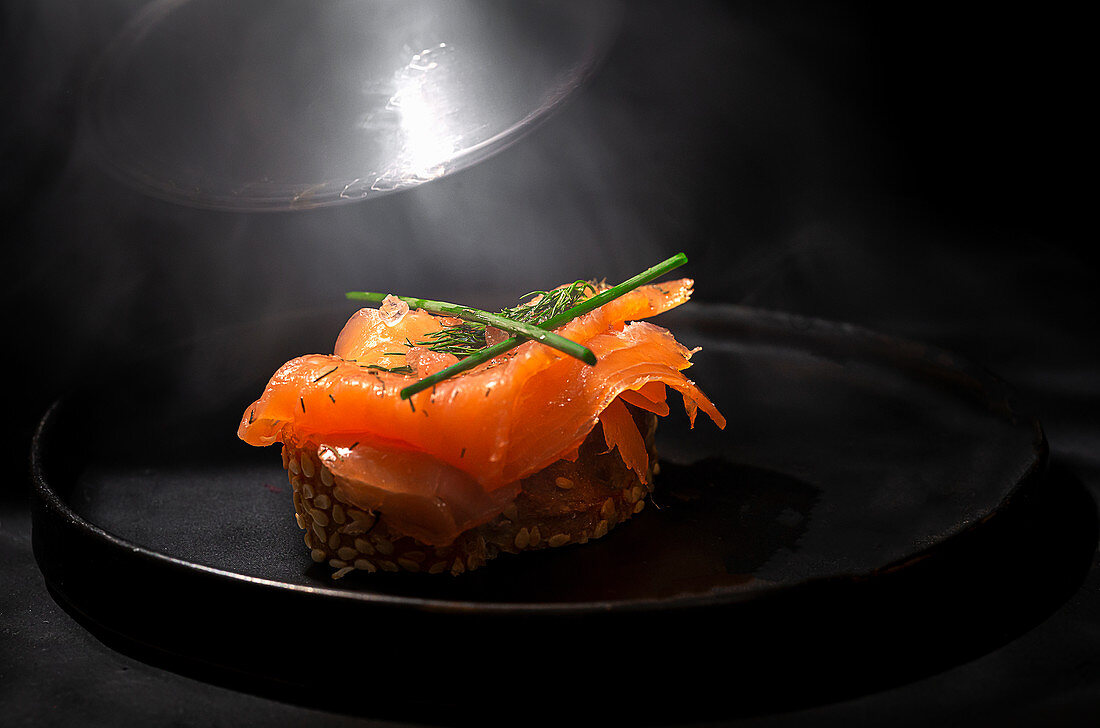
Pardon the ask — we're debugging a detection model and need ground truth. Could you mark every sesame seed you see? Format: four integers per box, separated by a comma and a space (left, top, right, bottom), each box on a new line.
288, 457, 300, 474
294, 513, 307, 530
311, 522, 326, 542
601, 498, 616, 518
341, 522, 367, 536
338, 547, 358, 561
451, 559, 465, 575
310, 548, 326, 563
428, 561, 448, 574
354, 558, 377, 573
374, 538, 395, 556
378, 560, 399, 572
313, 494, 331, 510
513, 528, 530, 550
328, 559, 348, 569
631, 486, 646, 503
327, 531, 341, 550
320, 468, 335, 487
331, 503, 345, 524
548, 534, 570, 548
354, 538, 375, 555
594, 520, 609, 538
404, 551, 427, 562
634, 499, 646, 513
301, 454, 316, 478
555, 476, 575, 489
529, 525, 541, 547
397, 558, 421, 572
302, 481, 314, 500
309, 508, 329, 527
332, 566, 354, 580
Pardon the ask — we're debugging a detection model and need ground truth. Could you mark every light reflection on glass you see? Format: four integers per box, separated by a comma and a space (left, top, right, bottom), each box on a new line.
367, 42, 463, 193
85, 0, 621, 210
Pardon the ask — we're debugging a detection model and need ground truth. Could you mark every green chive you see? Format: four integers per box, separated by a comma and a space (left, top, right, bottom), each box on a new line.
397, 252, 688, 399
345, 291, 597, 367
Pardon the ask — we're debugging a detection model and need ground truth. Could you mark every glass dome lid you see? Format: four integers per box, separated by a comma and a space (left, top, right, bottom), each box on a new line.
83, 0, 620, 210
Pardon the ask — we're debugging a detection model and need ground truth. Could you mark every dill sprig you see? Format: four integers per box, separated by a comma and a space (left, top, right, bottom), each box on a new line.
345, 359, 415, 374
361, 363, 414, 374
397, 252, 688, 399
344, 289, 597, 365
417, 280, 595, 356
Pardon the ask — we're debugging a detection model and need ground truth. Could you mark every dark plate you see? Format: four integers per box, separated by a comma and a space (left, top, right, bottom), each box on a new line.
33, 304, 1066, 722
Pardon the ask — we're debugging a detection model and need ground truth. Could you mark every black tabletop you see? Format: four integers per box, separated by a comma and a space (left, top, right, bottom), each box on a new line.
3, 2, 1097, 726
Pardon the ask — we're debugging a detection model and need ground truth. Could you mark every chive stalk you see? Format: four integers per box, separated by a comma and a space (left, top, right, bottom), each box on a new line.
344, 292, 597, 366
396, 252, 688, 399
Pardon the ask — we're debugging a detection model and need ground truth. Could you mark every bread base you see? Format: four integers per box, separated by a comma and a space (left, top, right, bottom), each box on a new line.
282, 408, 658, 576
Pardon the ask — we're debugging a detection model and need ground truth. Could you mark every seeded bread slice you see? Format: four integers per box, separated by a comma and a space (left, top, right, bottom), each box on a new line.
283, 406, 659, 577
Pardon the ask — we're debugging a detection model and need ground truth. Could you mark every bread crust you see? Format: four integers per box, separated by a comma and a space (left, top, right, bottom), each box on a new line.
283, 406, 658, 576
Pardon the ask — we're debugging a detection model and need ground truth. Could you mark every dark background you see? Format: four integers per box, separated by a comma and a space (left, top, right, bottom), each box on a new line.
3, 1, 1097, 726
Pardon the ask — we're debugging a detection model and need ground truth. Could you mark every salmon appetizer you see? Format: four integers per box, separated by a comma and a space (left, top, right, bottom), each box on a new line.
238, 256, 724, 576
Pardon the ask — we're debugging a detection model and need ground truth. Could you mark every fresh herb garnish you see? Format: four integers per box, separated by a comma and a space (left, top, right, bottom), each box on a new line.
313, 366, 339, 382
358, 363, 413, 374
345, 289, 597, 366
342, 253, 688, 400
394, 253, 688, 399
415, 279, 594, 356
